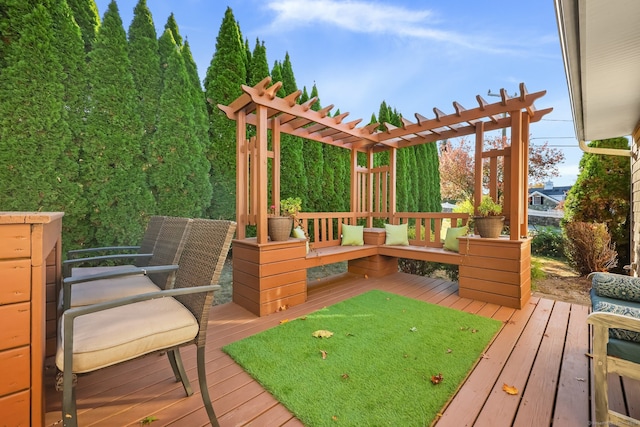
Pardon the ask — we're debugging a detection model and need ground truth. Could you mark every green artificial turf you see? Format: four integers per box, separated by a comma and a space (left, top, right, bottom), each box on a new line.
223, 290, 502, 426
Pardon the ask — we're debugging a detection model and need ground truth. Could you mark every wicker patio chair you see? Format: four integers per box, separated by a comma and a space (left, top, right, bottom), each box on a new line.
56, 218, 236, 427
588, 272, 640, 426
64, 215, 166, 274
61, 217, 191, 310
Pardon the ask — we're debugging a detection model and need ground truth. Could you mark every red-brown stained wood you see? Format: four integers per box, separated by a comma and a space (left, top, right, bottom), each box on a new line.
0, 259, 30, 304
473, 298, 556, 426
513, 301, 570, 426
552, 303, 590, 426
0, 224, 30, 259
0, 390, 30, 426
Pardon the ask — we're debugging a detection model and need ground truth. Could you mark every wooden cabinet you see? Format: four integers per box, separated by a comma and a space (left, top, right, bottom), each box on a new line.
0, 212, 63, 427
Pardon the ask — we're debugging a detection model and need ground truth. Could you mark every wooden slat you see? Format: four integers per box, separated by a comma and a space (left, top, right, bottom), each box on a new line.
552, 304, 591, 426
472, 298, 555, 426
513, 301, 570, 425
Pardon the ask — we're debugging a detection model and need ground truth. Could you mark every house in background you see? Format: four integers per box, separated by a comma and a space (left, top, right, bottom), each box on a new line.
528, 181, 571, 211
555, 0, 640, 275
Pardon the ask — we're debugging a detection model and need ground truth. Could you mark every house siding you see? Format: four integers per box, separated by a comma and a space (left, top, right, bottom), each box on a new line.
632, 126, 640, 276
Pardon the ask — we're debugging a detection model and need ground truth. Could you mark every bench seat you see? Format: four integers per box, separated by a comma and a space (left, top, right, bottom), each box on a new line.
378, 245, 462, 265
304, 244, 379, 268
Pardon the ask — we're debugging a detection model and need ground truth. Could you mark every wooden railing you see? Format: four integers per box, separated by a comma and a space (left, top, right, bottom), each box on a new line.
297, 212, 470, 249
297, 212, 369, 248
390, 212, 469, 248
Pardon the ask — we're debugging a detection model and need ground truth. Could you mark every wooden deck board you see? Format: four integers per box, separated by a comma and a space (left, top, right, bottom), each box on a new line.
552, 303, 590, 427
44, 271, 640, 426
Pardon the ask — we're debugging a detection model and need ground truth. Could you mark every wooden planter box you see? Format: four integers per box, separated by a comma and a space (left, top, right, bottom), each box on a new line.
458, 236, 531, 309
232, 237, 307, 316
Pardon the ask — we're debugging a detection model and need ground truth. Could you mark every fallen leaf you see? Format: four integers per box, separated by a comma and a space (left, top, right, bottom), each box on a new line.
341, 373, 350, 379
431, 373, 443, 385
279, 319, 289, 325
140, 416, 158, 425
502, 383, 518, 395
481, 353, 490, 359
446, 348, 452, 354
364, 274, 368, 279
472, 329, 478, 333
312, 330, 334, 338
409, 327, 417, 332
576, 377, 585, 382
332, 416, 338, 421
320, 350, 328, 359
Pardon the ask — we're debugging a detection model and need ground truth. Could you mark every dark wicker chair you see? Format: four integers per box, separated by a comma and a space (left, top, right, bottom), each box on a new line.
64, 215, 166, 274
61, 217, 191, 310
57, 219, 236, 427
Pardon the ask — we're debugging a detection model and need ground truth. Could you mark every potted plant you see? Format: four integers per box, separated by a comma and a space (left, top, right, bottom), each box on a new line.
474, 195, 505, 238
268, 197, 302, 241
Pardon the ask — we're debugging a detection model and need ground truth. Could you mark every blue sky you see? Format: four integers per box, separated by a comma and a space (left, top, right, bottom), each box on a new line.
95, 0, 581, 186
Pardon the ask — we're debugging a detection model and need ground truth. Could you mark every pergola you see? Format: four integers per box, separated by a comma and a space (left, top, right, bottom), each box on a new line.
219, 77, 552, 315
220, 77, 551, 242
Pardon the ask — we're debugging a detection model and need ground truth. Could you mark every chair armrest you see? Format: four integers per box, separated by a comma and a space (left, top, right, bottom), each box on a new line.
62, 265, 178, 311
63, 283, 221, 321
588, 311, 640, 333
67, 245, 140, 259
62, 253, 153, 277
61, 284, 221, 386
63, 264, 178, 285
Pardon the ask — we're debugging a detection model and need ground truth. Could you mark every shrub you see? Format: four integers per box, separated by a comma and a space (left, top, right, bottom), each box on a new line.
530, 258, 546, 283
530, 226, 565, 259
398, 259, 459, 281
564, 221, 617, 275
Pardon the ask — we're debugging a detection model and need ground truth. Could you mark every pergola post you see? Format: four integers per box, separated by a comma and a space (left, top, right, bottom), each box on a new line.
474, 122, 485, 213
255, 104, 269, 244
509, 110, 524, 240
235, 112, 247, 239
350, 148, 359, 218
389, 147, 397, 220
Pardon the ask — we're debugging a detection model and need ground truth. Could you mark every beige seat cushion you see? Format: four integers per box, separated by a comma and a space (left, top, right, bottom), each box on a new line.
71, 265, 135, 278
56, 297, 198, 373
66, 275, 160, 308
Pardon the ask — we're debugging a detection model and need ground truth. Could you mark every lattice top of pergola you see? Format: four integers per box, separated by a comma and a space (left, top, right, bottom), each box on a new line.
218, 76, 552, 151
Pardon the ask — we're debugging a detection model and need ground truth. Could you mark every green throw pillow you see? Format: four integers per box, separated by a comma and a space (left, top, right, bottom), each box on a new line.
444, 226, 469, 252
341, 224, 364, 246
385, 223, 409, 246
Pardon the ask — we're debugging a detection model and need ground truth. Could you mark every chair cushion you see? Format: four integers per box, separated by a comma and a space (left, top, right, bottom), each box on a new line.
67, 275, 160, 308
591, 272, 640, 303
56, 297, 198, 373
384, 223, 409, 246
591, 289, 640, 343
341, 224, 364, 246
71, 265, 135, 278
443, 226, 468, 252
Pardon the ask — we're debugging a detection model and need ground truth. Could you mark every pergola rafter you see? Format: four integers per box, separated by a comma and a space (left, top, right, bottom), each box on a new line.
219, 76, 552, 244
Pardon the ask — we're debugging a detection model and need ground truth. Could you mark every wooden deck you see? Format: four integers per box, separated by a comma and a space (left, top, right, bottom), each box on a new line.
44, 271, 639, 426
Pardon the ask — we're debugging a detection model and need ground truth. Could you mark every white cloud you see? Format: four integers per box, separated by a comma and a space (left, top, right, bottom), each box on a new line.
266, 0, 433, 33
263, 0, 509, 52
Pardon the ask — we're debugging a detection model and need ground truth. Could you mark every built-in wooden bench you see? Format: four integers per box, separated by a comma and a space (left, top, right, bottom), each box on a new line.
233, 225, 532, 316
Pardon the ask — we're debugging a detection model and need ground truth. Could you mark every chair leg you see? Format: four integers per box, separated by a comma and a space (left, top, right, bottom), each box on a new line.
168, 348, 193, 396
197, 346, 220, 427
166, 349, 182, 382
61, 370, 78, 427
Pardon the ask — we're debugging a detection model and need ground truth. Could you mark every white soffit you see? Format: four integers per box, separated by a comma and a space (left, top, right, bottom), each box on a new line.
556, 0, 640, 141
